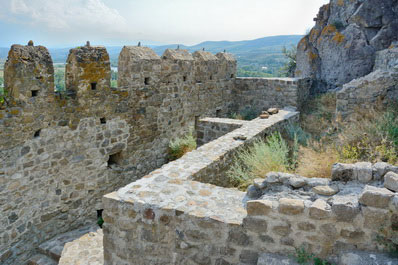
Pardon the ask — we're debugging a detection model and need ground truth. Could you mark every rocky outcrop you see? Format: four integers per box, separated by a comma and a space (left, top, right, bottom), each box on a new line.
296, 0, 398, 91
336, 46, 398, 118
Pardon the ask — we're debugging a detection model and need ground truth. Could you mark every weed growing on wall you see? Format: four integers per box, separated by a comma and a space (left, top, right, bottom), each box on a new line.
293, 247, 335, 265
228, 132, 291, 189
168, 131, 197, 161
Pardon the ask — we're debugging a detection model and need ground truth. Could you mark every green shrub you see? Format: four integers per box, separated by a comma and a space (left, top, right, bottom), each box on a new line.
228, 132, 291, 188
168, 131, 197, 161
294, 247, 334, 265
229, 107, 258, 121
337, 108, 398, 163
285, 122, 311, 146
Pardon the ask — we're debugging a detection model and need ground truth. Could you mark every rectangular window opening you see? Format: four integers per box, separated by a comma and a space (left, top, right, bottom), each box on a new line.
100, 117, 106, 124
31, 90, 39, 97
144, 77, 150, 85
183, 76, 187, 82
230, 74, 235, 78
216, 109, 221, 117
194, 115, 200, 130
108, 151, 122, 167
91, 82, 97, 90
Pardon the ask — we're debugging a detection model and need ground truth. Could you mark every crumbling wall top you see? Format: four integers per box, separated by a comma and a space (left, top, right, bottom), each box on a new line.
162, 49, 194, 61
4, 43, 54, 102
216, 52, 236, 62
67, 45, 109, 64
119, 46, 160, 61
193, 50, 218, 61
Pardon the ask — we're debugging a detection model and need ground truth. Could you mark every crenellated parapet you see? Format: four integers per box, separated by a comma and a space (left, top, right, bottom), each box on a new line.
65, 43, 111, 97
118, 46, 161, 90
4, 41, 54, 103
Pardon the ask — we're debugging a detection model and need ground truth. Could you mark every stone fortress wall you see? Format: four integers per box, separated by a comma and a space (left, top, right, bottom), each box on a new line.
0, 42, 309, 264
103, 108, 398, 265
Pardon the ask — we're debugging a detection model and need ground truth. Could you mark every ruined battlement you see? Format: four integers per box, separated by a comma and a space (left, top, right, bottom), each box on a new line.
66, 44, 111, 96
0, 42, 310, 265
4, 43, 54, 102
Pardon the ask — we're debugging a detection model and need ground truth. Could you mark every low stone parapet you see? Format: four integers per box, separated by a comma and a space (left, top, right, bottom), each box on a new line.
102, 109, 299, 264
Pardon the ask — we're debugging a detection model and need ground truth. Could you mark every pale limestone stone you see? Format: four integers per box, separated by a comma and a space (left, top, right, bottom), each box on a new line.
384, 171, 398, 192
289, 177, 307, 188
278, 198, 304, 215
267, 108, 279, 115
309, 199, 331, 219
331, 195, 360, 222
312, 185, 339, 196
246, 200, 273, 216
354, 162, 373, 183
362, 207, 390, 229
359, 185, 394, 208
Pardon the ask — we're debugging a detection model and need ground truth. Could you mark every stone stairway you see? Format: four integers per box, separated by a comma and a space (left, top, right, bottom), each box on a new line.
27, 225, 99, 265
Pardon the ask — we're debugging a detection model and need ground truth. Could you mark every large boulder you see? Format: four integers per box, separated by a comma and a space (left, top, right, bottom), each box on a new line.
296, 0, 398, 92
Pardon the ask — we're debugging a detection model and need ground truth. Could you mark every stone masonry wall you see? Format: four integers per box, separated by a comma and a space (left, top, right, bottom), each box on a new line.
102, 109, 300, 265
103, 123, 398, 265
0, 44, 239, 264
196, 117, 247, 146
0, 42, 310, 264
233, 77, 311, 114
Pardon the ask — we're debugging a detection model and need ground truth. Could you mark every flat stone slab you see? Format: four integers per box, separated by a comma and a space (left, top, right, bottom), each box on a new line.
312, 185, 339, 196
38, 225, 98, 261
59, 229, 103, 265
339, 250, 398, 265
257, 253, 299, 265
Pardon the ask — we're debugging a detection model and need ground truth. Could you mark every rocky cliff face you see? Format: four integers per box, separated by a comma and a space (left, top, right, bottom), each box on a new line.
296, 0, 398, 91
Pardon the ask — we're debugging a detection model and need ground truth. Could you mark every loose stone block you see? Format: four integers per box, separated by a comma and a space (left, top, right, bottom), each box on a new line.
353, 162, 373, 183
246, 200, 273, 216
373, 162, 398, 180
278, 198, 304, 215
331, 163, 354, 181
267, 108, 279, 114
384, 171, 398, 192
331, 196, 360, 222
309, 199, 331, 219
312, 185, 339, 196
358, 185, 394, 208
246, 185, 262, 199
289, 177, 307, 188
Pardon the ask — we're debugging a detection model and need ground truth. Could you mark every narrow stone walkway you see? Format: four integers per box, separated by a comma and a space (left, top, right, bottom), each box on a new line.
27, 225, 103, 265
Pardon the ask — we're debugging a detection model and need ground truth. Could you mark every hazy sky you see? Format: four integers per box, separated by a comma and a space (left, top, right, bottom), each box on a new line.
0, 0, 329, 47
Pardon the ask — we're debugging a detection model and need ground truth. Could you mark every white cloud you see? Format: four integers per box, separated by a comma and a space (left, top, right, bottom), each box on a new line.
5, 0, 128, 35
0, 0, 329, 46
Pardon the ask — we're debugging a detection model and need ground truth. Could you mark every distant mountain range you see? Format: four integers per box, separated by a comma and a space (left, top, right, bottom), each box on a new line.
0, 35, 303, 76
